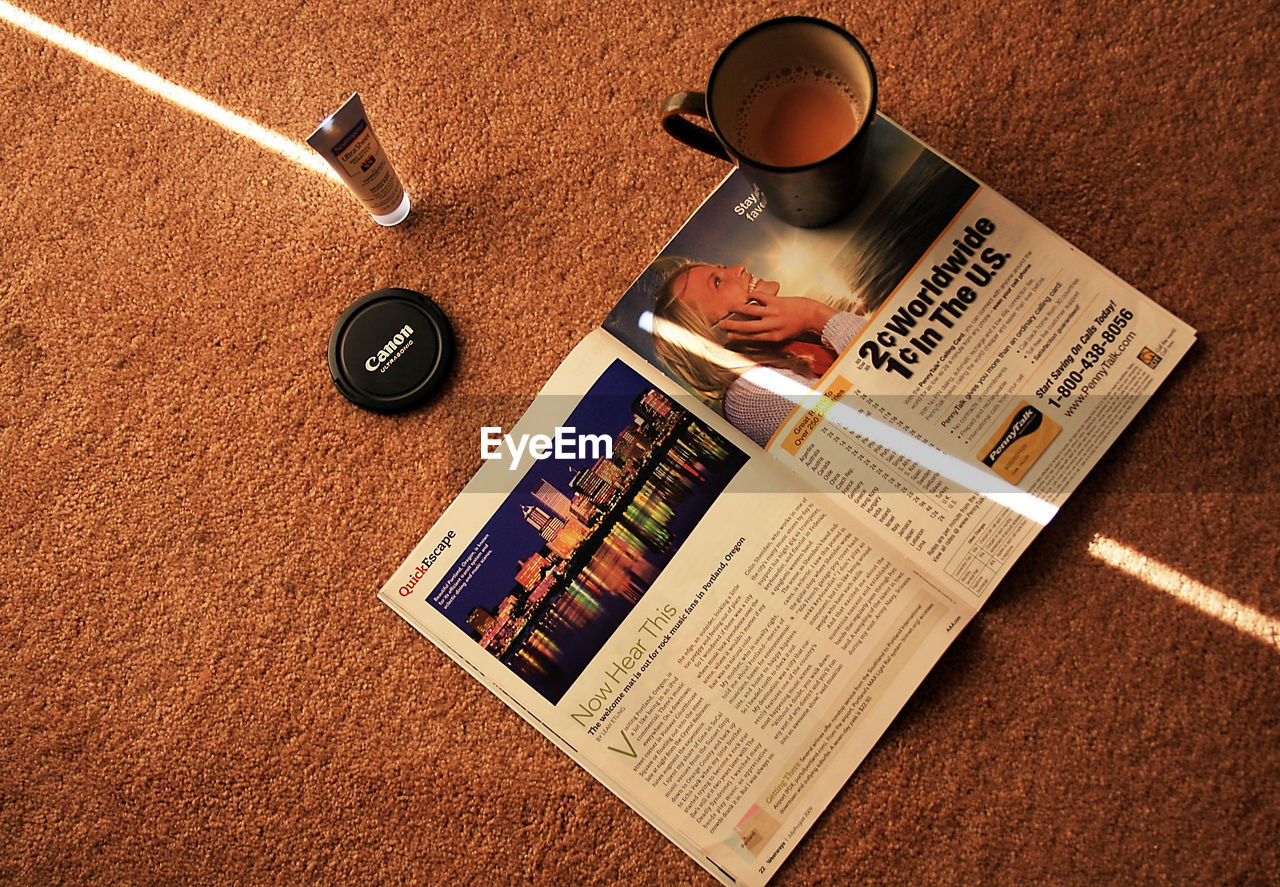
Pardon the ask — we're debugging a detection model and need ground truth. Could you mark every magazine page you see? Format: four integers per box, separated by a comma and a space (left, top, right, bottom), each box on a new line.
379, 328, 976, 886
603, 114, 1195, 604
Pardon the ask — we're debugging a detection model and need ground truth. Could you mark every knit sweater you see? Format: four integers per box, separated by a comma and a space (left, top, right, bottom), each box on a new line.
723, 312, 867, 448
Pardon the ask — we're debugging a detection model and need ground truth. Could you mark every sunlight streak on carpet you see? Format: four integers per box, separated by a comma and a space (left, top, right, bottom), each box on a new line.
0, 0, 338, 180
1089, 534, 1280, 653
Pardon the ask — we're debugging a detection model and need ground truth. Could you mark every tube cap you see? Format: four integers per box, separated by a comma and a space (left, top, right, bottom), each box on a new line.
328, 287, 455, 411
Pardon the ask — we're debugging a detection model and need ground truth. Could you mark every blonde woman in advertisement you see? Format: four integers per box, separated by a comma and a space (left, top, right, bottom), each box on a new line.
646, 149, 987, 447
649, 258, 867, 447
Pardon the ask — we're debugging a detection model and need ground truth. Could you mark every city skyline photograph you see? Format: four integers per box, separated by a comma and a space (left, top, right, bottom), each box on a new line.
427, 360, 750, 702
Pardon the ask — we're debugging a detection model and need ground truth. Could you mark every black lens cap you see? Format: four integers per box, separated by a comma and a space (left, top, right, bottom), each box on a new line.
328, 287, 455, 411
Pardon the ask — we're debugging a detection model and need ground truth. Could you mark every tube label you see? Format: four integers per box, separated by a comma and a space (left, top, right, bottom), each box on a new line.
308, 93, 408, 220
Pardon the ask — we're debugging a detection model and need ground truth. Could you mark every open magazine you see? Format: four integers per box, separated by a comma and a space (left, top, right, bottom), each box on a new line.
378, 115, 1196, 886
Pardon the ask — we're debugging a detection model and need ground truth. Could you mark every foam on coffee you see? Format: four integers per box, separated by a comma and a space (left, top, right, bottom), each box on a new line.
734, 66, 864, 168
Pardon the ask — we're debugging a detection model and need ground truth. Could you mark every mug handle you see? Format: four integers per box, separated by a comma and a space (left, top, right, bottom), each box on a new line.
660, 92, 731, 163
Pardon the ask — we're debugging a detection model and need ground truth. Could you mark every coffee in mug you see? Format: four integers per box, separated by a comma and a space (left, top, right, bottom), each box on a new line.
736, 68, 867, 168
661, 17, 878, 227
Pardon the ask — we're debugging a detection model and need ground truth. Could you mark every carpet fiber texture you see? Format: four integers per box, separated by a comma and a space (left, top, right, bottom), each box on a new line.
2, 0, 1277, 884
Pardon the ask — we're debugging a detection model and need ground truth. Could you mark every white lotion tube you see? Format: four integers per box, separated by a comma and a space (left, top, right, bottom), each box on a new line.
308, 93, 410, 226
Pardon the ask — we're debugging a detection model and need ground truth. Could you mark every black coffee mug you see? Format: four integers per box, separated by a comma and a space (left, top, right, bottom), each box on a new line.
661, 17, 878, 228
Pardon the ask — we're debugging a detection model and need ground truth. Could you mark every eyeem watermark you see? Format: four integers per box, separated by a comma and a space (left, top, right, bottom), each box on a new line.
481, 426, 612, 470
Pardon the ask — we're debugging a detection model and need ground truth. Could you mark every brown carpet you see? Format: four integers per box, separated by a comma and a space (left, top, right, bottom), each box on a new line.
2, 0, 1277, 884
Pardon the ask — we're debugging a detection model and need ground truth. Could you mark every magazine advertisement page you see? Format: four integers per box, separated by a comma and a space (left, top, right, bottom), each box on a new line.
379, 330, 974, 887
603, 115, 1196, 604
